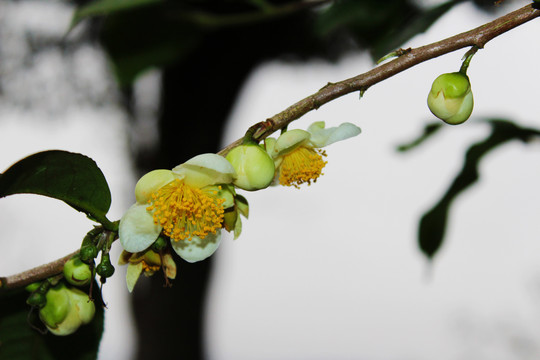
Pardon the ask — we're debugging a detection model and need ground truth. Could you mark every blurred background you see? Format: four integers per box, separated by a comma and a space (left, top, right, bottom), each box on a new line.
1, 0, 540, 359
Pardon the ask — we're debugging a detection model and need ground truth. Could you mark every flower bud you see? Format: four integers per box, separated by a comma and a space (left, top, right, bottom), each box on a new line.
96, 254, 115, 278
226, 144, 275, 191
63, 255, 93, 286
427, 72, 473, 125
79, 245, 98, 263
26, 292, 47, 308
39, 284, 71, 331
39, 283, 96, 336
151, 235, 168, 252
25, 282, 41, 293
68, 287, 96, 325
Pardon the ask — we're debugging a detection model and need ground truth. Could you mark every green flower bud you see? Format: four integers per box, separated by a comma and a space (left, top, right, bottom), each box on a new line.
79, 244, 98, 263
39, 284, 71, 331
39, 283, 96, 336
151, 235, 168, 252
226, 144, 275, 191
25, 282, 41, 293
67, 287, 95, 325
63, 255, 93, 286
26, 292, 47, 308
96, 254, 115, 278
427, 72, 474, 125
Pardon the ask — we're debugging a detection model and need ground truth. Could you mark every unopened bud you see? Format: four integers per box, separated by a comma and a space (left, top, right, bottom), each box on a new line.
226, 144, 275, 191
39, 284, 71, 331
427, 72, 473, 125
63, 255, 93, 286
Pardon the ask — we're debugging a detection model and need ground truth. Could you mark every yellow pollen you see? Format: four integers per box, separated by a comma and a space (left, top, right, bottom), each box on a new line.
279, 146, 327, 188
146, 179, 225, 241
141, 261, 160, 273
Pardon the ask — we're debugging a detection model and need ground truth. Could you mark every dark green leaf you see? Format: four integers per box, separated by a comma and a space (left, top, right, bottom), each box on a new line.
100, 6, 202, 86
0, 151, 112, 225
372, 0, 463, 59
314, 0, 420, 52
419, 119, 540, 259
0, 284, 104, 360
397, 122, 442, 152
70, 0, 164, 30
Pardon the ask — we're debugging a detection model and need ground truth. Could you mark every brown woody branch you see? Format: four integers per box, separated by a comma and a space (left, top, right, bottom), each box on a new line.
218, 3, 540, 156
0, 250, 78, 290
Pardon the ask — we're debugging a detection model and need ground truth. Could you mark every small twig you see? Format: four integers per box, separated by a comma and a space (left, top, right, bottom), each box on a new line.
0, 250, 78, 290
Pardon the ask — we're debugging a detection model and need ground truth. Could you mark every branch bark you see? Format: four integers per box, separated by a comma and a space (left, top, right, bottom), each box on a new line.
218, 3, 540, 155
0, 250, 78, 290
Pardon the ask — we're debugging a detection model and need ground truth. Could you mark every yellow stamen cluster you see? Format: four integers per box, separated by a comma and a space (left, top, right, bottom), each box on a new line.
279, 146, 327, 188
146, 179, 225, 241
141, 261, 161, 274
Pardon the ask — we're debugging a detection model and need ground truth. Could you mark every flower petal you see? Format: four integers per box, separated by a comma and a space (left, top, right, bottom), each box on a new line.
134, 169, 175, 204
308, 121, 361, 148
126, 262, 144, 293
119, 204, 161, 253
170, 230, 222, 263
162, 253, 177, 280
264, 137, 276, 156
173, 153, 236, 188
274, 129, 310, 157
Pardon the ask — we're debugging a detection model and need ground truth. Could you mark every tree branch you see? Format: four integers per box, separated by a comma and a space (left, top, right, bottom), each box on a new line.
218, 3, 540, 156
0, 250, 78, 290
1, 3, 539, 290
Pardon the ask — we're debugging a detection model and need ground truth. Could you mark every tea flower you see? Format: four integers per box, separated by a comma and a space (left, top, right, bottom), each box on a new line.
265, 121, 361, 188
119, 153, 237, 263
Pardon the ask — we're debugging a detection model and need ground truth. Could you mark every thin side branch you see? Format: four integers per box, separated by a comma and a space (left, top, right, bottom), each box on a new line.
218, 3, 540, 155
0, 250, 78, 290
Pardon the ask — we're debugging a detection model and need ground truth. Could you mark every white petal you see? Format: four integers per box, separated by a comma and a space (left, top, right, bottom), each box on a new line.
134, 169, 175, 204
172, 153, 236, 188
274, 129, 310, 157
170, 231, 222, 263
119, 204, 161, 253
308, 121, 361, 148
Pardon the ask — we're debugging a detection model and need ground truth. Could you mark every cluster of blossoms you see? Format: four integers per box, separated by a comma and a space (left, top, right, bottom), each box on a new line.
118, 121, 360, 291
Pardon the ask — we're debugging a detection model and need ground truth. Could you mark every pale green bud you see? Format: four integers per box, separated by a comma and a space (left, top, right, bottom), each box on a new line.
427, 72, 474, 125
39, 284, 96, 336
226, 144, 275, 191
39, 284, 71, 331
63, 255, 93, 286
68, 287, 96, 325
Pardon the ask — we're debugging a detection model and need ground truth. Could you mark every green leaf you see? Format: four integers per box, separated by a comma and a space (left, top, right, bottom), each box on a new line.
397, 122, 442, 152
372, 0, 463, 59
0, 151, 112, 226
70, 0, 164, 30
0, 285, 104, 360
314, 0, 420, 51
418, 119, 540, 259
100, 6, 202, 86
